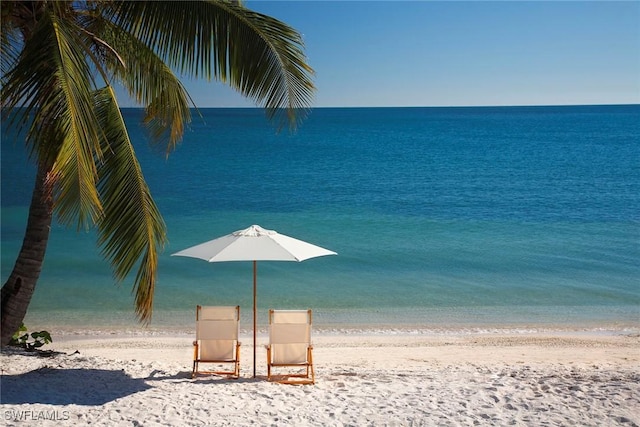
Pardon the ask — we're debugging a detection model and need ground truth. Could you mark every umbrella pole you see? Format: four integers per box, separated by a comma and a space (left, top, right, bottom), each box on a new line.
253, 260, 257, 378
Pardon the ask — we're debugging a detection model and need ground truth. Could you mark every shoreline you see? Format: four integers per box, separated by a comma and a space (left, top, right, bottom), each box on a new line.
28, 319, 640, 338
21, 303, 640, 336
46, 328, 640, 368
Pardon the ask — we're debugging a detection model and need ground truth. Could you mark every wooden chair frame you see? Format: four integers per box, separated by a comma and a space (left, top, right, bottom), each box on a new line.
266, 309, 315, 385
192, 305, 241, 379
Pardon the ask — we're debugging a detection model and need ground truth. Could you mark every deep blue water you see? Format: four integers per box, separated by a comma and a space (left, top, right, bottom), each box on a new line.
2, 105, 639, 330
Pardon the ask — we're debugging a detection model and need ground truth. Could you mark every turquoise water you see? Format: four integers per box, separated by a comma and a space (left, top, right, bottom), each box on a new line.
2, 106, 639, 331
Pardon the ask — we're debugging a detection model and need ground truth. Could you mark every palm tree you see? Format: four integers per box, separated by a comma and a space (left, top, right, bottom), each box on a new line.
0, 0, 315, 346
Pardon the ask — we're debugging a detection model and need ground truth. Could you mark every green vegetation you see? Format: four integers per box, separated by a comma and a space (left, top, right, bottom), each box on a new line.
10, 323, 53, 351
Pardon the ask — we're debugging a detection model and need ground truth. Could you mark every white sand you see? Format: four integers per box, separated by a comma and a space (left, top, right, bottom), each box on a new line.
1, 329, 639, 426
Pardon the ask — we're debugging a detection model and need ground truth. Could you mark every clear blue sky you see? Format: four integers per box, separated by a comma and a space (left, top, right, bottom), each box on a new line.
125, 1, 640, 108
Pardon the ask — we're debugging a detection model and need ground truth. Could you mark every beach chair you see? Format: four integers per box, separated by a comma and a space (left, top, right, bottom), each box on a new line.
266, 309, 315, 385
192, 305, 241, 379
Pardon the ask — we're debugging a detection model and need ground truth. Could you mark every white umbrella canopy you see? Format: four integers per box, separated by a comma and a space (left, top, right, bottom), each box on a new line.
171, 224, 337, 377
172, 224, 336, 262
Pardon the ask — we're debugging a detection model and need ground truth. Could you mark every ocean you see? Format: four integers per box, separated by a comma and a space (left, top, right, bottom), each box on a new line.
2, 105, 639, 333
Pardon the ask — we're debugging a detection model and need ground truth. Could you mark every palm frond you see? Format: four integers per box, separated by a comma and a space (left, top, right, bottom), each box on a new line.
2, 9, 104, 228
1, 20, 22, 82
94, 86, 167, 323
93, 18, 193, 152
48, 12, 105, 228
109, 0, 315, 130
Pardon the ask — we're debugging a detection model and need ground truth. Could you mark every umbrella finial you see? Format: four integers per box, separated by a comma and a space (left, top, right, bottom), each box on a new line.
234, 224, 276, 237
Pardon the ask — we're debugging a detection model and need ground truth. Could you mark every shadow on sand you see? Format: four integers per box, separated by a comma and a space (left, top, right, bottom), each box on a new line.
1, 367, 151, 405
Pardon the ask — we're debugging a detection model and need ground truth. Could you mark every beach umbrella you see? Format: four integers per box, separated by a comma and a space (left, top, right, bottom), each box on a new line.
171, 224, 336, 377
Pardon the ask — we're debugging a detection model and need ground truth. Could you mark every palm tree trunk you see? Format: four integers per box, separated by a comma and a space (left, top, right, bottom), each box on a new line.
1, 164, 54, 346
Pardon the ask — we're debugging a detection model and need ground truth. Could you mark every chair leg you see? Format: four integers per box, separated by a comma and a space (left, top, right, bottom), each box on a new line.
235, 343, 241, 378
308, 347, 315, 384
192, 343, 199, 378
266, 346, 272, 381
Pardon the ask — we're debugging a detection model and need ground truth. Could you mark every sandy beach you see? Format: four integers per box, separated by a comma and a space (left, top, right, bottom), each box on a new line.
1, 328, 638, 426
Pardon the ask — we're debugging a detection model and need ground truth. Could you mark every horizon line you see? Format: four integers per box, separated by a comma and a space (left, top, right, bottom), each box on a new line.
118, 103, 640, 110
